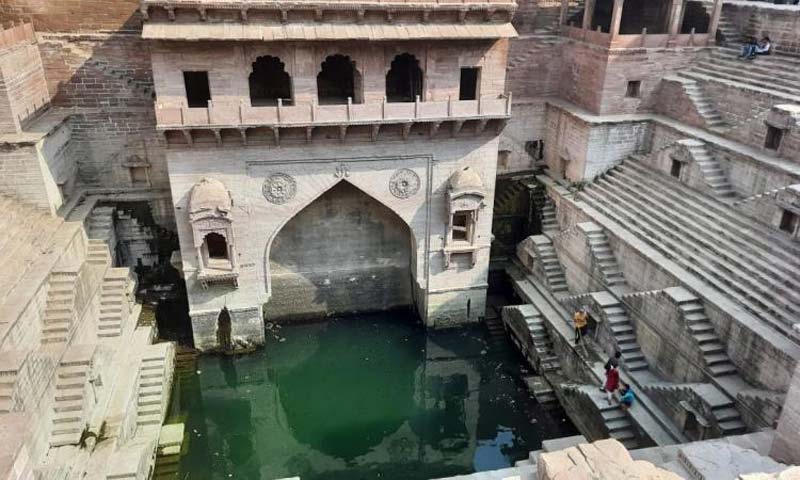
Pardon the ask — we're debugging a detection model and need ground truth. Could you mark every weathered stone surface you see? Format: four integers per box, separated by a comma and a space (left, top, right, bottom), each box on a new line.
536, 439, 683, 480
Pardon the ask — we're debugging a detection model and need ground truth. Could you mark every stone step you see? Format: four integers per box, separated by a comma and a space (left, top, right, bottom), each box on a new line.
54, 399, 83, 413
714, 407, 740, 421
585, 177, 798, 334
49, 431, 82, 447
623, 161, 800, 266
598, 174, 800, 306
627, 360, 648, 371
719, 419, 746, 433
709, 363, 738, 376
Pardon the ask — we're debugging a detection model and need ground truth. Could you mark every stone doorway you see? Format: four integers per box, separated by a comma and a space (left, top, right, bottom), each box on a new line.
216, 308, 232, 350
266, 181, 416, 321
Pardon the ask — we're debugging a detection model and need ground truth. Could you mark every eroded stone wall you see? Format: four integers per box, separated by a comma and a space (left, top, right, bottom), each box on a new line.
267, 182, 414, 321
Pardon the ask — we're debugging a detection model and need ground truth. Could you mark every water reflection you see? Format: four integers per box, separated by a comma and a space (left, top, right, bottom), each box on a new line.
171, 313, 576, 480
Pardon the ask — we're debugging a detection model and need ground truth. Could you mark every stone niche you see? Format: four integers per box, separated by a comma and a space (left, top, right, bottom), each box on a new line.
443, 166, 486, 269
188, 178, 239, 289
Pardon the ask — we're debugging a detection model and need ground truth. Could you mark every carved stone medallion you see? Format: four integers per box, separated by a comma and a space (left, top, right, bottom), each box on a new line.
389, 169, 421, 199
262, 173, 296, 204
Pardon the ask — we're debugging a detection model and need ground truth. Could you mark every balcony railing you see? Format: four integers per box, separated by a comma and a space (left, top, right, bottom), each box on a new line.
155, 94, 512, 129
561, 25, 711, 48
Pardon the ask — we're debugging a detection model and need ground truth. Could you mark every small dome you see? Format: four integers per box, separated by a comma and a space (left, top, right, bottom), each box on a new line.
449, 166, 485, 193
189, 177, 232, 215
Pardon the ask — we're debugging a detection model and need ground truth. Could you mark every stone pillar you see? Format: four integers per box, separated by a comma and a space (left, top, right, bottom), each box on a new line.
610, 0, 625, 38
771, 364, 800, 464
668, 0, 685, 36
559, 0, 570, 27
707, 0, 723, 44
582, 0, 596, 31
228, 306, 266, 349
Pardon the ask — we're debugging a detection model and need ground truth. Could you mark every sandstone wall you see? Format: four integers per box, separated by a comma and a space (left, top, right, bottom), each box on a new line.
544, 103, 651, 180
168, 136, 499, 348
0, 27, 49, 134
267, 182, 414, 321
0, 0, 142, 33
771, 364, 800, 464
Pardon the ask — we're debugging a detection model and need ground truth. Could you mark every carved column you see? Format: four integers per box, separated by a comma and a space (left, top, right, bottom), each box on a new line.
707, 0, 723, 45
610, 0, 625, 38
582, 0, 596, 30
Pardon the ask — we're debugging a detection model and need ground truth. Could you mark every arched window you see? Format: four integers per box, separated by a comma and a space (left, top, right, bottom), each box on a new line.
317, 54, 362, 105
249, 56, 293, 106
205, 232, 229, 260
386, 53, 423, 103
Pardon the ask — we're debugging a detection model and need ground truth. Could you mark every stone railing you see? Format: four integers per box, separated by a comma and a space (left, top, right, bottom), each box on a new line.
561, 25, 711, 48
155, 94, 513, 129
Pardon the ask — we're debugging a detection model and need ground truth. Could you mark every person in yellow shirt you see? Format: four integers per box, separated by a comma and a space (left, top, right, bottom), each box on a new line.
574, 307, 588, 345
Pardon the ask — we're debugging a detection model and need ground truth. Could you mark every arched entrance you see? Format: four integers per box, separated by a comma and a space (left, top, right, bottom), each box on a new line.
266, 181, 416, 321
217, 308, 232, 350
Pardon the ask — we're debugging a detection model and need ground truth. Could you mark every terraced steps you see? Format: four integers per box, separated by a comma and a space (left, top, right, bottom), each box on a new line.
529, 236, 569, 296
584, 226, 628, 288
98, 269, 136, 339
136, 346, 173, 429
579, 160, 800, 340
681, 140, 736, 198
525, 311, 562, 373
670, 291, 738, 377
50, 359, 91, 447
41, 271, 79, 346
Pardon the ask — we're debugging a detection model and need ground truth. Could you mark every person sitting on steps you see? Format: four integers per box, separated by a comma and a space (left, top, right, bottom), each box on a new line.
619, 382, 635, 411
573, 306, 588, 345
739, 36, 771, 60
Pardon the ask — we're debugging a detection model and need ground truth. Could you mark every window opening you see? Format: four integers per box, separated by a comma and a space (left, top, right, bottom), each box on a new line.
183, 71, 211, 108
779, 210, 799, 234
386, 53, 424, 103
459, 67, 480, 101
205, 232, 228, 259
249, 56, 293, 106
317, 55, 361, 105
626, 80, 641, 98
765, 126, 784, 151
452, 213, 470, 242
670, 159, 683, 179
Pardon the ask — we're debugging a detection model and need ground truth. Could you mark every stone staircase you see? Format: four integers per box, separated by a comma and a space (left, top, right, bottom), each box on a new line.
87, 206, 115, 240
594, 295, 648, 372
0, 365, 18, 414
87, 239, 112, 266
580, 159, 800, 341
494, 180, 527, 216
584, 226, 628, 288
530, 236, 569, 296
674, 78, 731, 133
540, 199, 558, 236
680, 46, 800, 101
681, 140, 736, 198
41, 271, 79, 346
98, 269, 137, 339
644, 382, 747, 436
50, 357, 91, 447
671, 291, 738, 377
565, 385, 639, 449
525, 310, 562, 373
136, 344, 174, 430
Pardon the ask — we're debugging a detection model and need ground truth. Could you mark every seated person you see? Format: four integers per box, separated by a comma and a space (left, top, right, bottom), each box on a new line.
740, 36, 771, 59
619, 382, 635, 411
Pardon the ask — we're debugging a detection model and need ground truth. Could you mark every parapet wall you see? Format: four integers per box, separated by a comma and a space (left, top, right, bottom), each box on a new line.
0, 22, 49, 134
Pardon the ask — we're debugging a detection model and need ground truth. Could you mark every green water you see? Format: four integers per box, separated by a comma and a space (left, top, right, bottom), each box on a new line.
169, 313, 576, 480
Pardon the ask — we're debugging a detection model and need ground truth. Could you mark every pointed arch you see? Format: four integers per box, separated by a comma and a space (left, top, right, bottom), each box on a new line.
317, 54, 363, 105
263, 180, 419, 321
386, 53, 424, 103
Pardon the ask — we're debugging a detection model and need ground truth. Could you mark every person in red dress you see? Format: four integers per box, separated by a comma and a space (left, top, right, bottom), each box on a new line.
604, 365, 620, 405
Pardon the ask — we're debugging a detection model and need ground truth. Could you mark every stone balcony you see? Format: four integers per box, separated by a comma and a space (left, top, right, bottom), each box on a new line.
155, 95, 512, 146
140, 0, 517, 26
